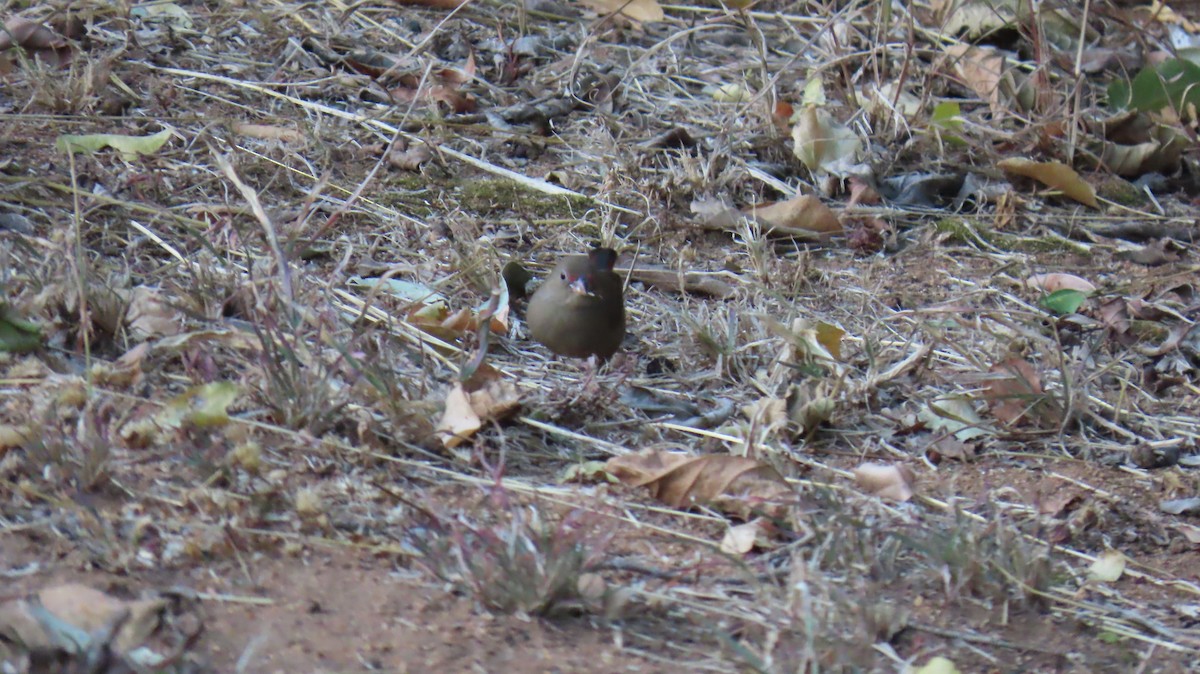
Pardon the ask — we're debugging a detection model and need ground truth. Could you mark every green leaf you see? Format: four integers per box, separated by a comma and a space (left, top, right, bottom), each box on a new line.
0, 304, 42, 353
931, 101, 963, 130
1108, 59, 1200, 113
1040, 289, 1088, 315
929, 101, 968, 146
158, 382, 240, 430
56, 129, 173, 160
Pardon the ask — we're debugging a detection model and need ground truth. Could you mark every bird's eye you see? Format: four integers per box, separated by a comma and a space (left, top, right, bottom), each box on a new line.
560, 272, 567, 280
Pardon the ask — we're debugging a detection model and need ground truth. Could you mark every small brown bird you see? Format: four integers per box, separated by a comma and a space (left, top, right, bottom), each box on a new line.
527, 247, 625, 360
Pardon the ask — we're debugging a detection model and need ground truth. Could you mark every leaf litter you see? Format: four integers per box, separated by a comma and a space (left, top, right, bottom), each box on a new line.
2, 0, 1200, 672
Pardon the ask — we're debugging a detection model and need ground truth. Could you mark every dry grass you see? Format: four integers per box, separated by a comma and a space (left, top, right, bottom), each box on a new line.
2, 0, 1200, 671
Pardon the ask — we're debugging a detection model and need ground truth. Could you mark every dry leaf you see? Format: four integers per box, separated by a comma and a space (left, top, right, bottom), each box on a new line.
387, 140, 434, 170
389, 63, 476, 113
1174, 523, 1200, 545
853, 462, 915, 502
126, 286, 185, 340
790, 106, 863, 176
945, 44, 1005, 112
913, 656, 963, 674
742, 396, 789, 439
1161, 497, 1200, 515
747, 195, 842, 236
1025, 273, 1097, 294
233, 123, 304, 144
605, 451, 792, 520
927, 436, 975, 462
998, 158, 1099, 208
578, 0, 664, 22
0, 16, 74, 67
616, 266, 735, 298
983, 358, 1062, 428
720, 518, 773, 555
435, 379, 520, 449
1039, 488, 1083, 517
389, 0, 471, 9
0, 584, 168, 654
1087, 549, 1127, 582
435, 384, 480, 449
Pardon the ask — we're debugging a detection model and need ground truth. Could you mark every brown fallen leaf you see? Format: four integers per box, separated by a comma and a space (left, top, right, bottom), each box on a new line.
0, 584, 168, 654
126, 286, 185, 341
719, 518, 775, 555
747, 194, 842, 237
945, 44, 1006, 112
389, 0, 470, 8
1038, 488, 1083, 517
927, 435, 976, 462
983, 358, 1064, 428
435, 378, 520, 449
233, 123, 305, 144
0, 16, 75, 68
998, 158, 1099, 208
1025, 272, 1096, 294
389, 59, 477, 113
1175, 523, 1200, 545
387, 139, 434, 170
606, 451, 793, 520
853, 462, 915, 502
578, 0, 665, 22
615, 266, 735, 298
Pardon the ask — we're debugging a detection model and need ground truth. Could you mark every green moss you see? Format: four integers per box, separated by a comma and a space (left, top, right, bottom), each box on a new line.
933, 218, 1088, 254
458, 178, 591, 218
376, 176, 592, 220
1095, 176, 1147, 207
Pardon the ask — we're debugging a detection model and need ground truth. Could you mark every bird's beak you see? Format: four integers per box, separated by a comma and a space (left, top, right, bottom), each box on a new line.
568, 276, 591, 296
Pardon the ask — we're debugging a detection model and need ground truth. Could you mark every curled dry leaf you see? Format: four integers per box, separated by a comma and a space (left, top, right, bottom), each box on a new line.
349, 276, 507, 338
1160, 497, 1200, 515
1087, 549, 1127, 582
387, 139, 435, 170
944, 44, 1006, 112
389, 62, 476, 113
913, 656, 963, 674
0, 16, 75, 67
998, 158, 1099, 208
233, 123, 305, 144
578, 0, 664, 22
1175, 523, 1200, 545
605, 451, 792, 520
616, 266, 735, 299
1025, 273, 1096, 294
853, 462, 915, 502
791, 105, 863, 176
435, 379, 521, 449
747, 194, 842, 237
983, 357, 1063, 428
719, 518, 774, 555
126, 286, 185, 341
1038, 488, 1083, 517
0, 583, 169, 655
390, 0, 470, 7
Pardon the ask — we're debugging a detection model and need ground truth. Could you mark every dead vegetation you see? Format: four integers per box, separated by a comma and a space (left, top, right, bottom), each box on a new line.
2, 0, 1200, 671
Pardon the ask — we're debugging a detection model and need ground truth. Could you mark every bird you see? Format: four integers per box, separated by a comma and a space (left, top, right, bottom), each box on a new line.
526, 247, 625, 360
